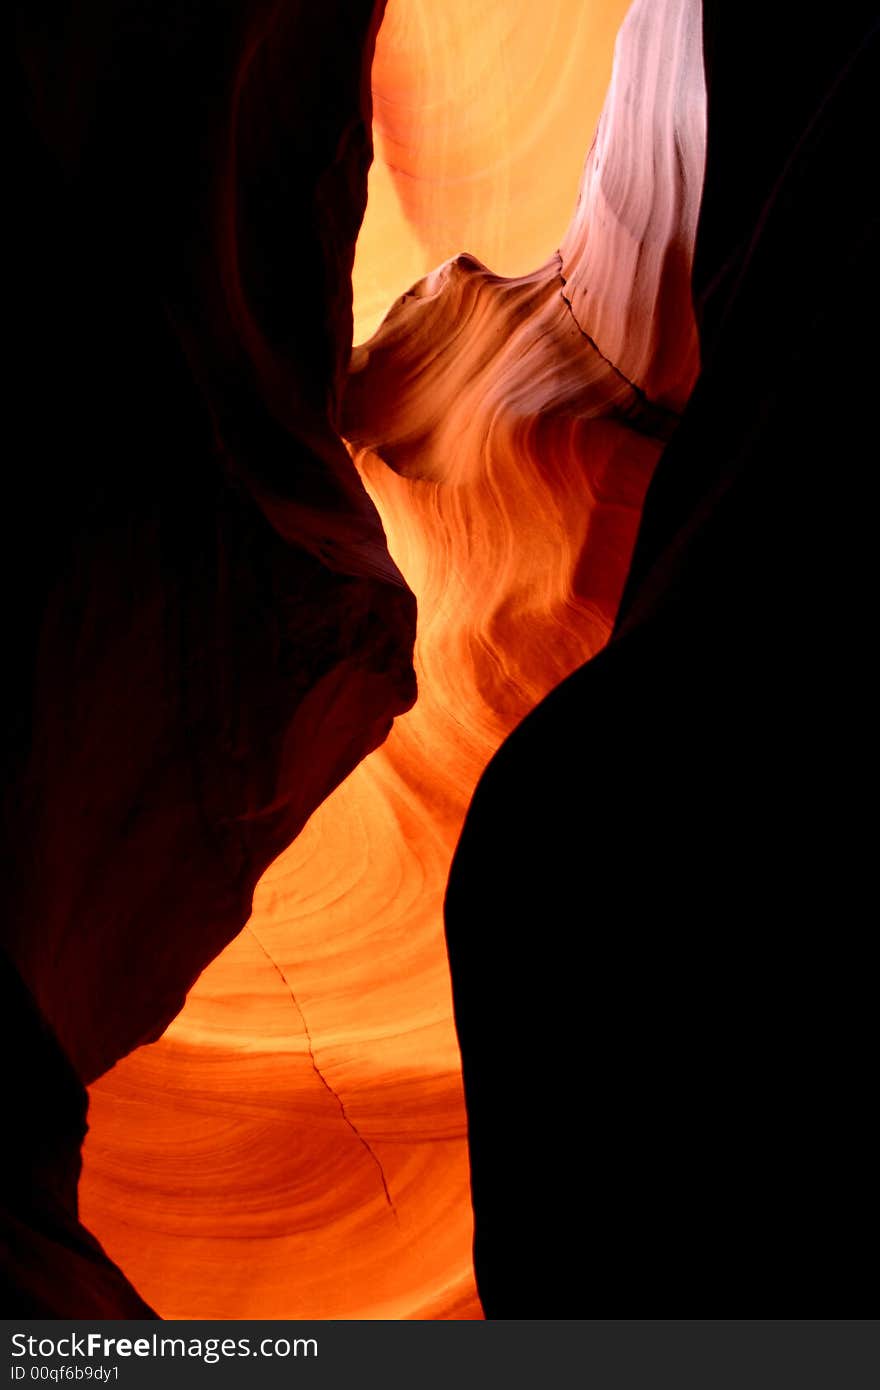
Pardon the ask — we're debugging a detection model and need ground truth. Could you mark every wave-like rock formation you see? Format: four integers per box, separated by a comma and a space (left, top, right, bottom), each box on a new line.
9, 0, 872, 1321
78, 0, 706, 1318
6, 0, 415, 1315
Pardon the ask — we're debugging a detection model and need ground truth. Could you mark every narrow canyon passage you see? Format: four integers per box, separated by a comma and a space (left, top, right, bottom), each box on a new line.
8, 0, 875, 1321
78, 0, 705, 1319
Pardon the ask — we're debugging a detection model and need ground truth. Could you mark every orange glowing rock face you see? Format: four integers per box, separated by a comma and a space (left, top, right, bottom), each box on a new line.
80, 0, 705, 1318
353, 0, 632, 343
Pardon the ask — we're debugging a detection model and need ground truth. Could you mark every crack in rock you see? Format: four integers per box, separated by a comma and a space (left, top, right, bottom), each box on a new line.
247, 925, 398, 1221
554, 251, 682, 439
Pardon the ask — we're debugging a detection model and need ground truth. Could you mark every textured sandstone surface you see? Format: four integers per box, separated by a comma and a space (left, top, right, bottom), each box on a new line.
79, 0, 706, 1318
16, 0, 867, 1322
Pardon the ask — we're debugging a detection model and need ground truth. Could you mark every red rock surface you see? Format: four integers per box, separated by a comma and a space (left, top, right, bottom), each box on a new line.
6, 0, 415, 1314
10, 0, 873, 1322
79, 0, 706, 1318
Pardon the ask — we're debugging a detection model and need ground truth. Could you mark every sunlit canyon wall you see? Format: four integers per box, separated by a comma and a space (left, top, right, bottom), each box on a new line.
75, 0, 705, 1318
9, 0, 871, 1320
352, 0, 632, 342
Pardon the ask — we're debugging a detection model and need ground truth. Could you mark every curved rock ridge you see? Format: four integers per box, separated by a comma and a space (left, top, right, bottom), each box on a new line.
81, 0, 706, 1319
345, 253, 679, 487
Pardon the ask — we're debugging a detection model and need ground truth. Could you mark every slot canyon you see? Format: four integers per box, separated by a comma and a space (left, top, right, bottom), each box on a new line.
5, 0, 876, 1318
